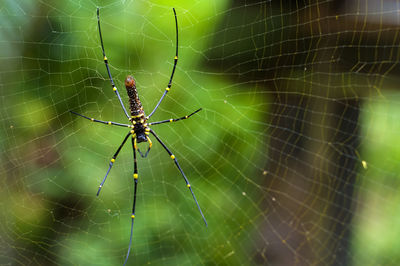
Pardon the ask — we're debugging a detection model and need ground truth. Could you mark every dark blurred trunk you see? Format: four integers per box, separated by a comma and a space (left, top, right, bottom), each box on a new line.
328, 99, 360, 266
258, 93, 359, 266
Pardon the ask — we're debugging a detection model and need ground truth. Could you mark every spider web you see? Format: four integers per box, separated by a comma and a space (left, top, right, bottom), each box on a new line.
1, 0, 400, 265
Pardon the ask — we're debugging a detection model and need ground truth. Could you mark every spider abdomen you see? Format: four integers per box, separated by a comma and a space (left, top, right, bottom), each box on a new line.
125, 75, 144, 117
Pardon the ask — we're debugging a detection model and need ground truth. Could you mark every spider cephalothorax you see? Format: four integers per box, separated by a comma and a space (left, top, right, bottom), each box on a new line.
70, 7, 207, 266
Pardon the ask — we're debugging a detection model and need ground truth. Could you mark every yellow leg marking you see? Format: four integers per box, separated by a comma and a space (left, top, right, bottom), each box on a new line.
131, 214, 135, 219
104, 56, 108, 61
108, 121, 111, 125
187, 184, 191, 188
166, 87, 170, 91
169, 119, 173, 122
174, 56, 178, 60
146, 136, 152, 148
185, 116, 188, 119
112, 87, 117, 91
111, 158, 115, 163
145, 128, 150, 132
133, 173, 138, 179
134, 138, 137, 150
91, 118, 94, 121
170, 155, 175, 159
130, 130, 135, 134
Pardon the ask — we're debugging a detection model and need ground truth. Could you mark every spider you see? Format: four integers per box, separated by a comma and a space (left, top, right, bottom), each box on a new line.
70, 7, 207, 265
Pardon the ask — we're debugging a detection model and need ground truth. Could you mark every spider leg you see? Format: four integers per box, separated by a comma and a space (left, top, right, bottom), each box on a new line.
123, 137, 139, 266
97, 131, 131, 196
70, 111, 133, 128
148, 108, 202, 126
147, 8, 178, 119
149, 128, 207, 226
97, 8, 130, 120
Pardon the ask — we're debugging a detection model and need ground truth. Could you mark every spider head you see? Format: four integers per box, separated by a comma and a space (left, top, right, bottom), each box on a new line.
125, 75, 136, 88
136, 133, 147, 143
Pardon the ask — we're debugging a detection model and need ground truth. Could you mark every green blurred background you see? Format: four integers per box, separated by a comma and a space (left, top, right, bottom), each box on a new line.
1, 0, 400, 265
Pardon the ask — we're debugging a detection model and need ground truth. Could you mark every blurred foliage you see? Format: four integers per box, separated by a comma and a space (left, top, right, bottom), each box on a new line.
353, 95, 400, 266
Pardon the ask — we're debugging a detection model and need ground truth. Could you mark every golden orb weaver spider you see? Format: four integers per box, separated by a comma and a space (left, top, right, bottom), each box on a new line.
70, 7, 207, 265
